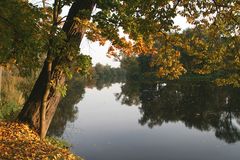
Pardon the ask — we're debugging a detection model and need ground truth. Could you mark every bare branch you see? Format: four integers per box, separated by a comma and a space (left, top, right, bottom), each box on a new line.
57, 16, 67, 24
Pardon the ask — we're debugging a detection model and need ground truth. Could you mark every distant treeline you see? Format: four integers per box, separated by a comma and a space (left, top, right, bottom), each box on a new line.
121, 54, 221, 82
91, 63, 126, 82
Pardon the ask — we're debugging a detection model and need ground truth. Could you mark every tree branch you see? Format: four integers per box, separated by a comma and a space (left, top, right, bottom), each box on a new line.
57, 16, 67, 25
173, 0, 181, 11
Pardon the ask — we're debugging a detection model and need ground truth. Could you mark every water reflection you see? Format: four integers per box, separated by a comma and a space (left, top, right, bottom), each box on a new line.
117, 80, 240, 143
48, 76, 124, 136
49, 77, 240, 144
115, 81, 141, 106
48, 79, 240, 160
47, 77, 85, 136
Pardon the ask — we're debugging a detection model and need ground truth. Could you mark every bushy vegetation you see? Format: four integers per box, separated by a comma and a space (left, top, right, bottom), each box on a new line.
0, 101, 21, 120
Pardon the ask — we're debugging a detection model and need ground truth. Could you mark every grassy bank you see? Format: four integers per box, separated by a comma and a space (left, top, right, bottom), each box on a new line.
0, 121, 82, 160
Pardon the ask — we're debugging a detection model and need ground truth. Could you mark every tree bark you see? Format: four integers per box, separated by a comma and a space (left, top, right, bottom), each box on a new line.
18, 0, 95, 138
0, 66, 2, 102
40, 57, 52, 139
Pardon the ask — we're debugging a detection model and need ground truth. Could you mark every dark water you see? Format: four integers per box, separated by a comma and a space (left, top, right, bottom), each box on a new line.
48, 80, 240, 160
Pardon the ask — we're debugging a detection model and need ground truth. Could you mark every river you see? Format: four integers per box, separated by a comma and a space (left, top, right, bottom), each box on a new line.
48, 81, 240, 160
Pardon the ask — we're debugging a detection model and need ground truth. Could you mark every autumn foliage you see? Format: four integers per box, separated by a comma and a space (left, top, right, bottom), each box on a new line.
0, 121, 81, 160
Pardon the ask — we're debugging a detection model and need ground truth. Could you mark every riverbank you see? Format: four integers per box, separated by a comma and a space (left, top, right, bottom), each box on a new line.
0, 121, 82, 160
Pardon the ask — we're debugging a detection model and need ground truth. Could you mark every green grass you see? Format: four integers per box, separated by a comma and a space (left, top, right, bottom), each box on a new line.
0, 101, 22, 120
46, 136, 72, 149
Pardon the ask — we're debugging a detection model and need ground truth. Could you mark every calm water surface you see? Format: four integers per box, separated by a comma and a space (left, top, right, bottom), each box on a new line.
49, 81, 240, 160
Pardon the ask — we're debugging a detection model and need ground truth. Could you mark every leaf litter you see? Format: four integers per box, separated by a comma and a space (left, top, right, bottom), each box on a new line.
0, 121, 82, 160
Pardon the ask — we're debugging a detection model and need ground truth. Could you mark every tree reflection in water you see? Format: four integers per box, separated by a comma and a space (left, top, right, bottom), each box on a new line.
48, 75, 124, 137
47, 77, 85, 137
48, 76, 240, 144
117, 80, 240, 143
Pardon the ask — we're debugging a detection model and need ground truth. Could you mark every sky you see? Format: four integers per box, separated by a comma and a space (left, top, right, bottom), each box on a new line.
31, 1, 192, 67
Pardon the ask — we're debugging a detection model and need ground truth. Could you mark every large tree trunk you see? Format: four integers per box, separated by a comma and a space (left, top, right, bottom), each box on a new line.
18, 59, 65, 137
18, 0, 95, 138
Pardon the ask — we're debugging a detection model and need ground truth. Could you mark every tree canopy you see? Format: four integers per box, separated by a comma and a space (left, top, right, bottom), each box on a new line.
1, 0, 239, 82
0, 0, 47, 74
86, 0, 239, 81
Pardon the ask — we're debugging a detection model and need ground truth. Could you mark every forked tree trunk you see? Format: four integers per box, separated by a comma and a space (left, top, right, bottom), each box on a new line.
18, 59, 65, 137
18, 0, 95, 138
